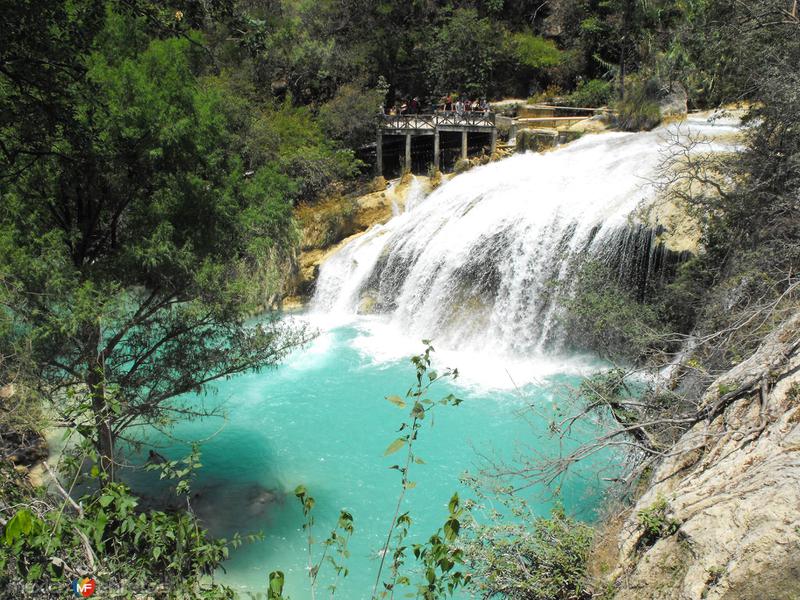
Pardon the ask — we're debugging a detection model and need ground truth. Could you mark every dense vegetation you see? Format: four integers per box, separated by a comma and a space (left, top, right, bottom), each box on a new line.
1, 0, 799, 598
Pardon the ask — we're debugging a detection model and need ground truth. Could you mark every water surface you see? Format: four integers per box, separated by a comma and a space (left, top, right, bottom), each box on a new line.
128, 317, 612, 598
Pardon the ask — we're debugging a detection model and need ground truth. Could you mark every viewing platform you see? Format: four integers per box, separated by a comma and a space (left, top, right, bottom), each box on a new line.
377, 113, 497, 175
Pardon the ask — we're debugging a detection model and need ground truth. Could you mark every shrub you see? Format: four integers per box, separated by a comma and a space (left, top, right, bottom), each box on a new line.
564, 79, 613, 107
561, 261, 669, 362
527, 84, 565, 104
637, 497, 680, 548
464, 505, 594, 600
245, 100, 362, 203
453, 158, 472, 174
0, 460, 242, 598
615, 77, 662, 131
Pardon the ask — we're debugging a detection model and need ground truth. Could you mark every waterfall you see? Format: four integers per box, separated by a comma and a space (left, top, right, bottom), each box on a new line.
402, 176, 427, 213
312, 117, 740, 356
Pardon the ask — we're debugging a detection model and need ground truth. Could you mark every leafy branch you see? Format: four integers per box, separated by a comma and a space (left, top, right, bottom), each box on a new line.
373, 341, 462, 600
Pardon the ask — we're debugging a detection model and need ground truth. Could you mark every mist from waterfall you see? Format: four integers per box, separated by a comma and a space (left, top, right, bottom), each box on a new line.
312, 116, 740, 359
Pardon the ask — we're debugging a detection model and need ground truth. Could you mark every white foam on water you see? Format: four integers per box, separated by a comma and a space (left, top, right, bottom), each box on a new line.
350, 316, 604, 391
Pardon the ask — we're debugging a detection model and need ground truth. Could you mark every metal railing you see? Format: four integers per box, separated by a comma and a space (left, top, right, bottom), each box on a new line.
380, 113, 496, 130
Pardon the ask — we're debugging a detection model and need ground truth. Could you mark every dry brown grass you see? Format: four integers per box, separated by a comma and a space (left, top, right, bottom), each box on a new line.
586, 503, 631, 594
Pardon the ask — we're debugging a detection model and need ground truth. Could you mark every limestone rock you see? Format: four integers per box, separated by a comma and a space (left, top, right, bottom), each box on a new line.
659, 84, 688, 120
516, 128, 558, 152
367, 176, 388, 193
357, 293, 377, 314
566, 114, 608, 134
288, 174, 439, 302
608, 314, 800, 599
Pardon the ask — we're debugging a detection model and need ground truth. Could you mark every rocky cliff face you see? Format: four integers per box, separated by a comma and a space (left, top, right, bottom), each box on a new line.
286, 175, 435, 303
608, 314, 800, 599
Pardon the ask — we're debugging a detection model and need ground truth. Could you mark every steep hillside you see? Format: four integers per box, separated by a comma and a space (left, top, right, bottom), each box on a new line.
607, 315, 800, 599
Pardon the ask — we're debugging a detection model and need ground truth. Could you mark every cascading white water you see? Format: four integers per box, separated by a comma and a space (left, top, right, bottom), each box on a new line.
402, 175, 427, 213
312, 116, 740, 356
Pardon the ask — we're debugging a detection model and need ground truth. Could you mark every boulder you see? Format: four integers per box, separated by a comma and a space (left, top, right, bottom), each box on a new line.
566, 114, 608, 134
516, 128, 558, 152
357, 293, 377, 314
659, 84, 688, 120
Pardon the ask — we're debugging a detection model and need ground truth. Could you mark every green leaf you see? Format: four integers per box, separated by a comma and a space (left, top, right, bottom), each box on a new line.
384, 438, 406, 456
26, 563, 43, 581
4, 509, 34, 546
448, 494, 459, 514
93, 510, 108, 548
99, 494, 114, 508
4, 517, 20, 546
268, 571, 285, 599
386, 395, 406, 408
439, 557, 455, 572
444, 518, 460, 541
411, 401, 425, 419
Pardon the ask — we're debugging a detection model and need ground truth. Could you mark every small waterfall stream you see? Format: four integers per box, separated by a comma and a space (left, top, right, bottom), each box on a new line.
312, 117, 739, 356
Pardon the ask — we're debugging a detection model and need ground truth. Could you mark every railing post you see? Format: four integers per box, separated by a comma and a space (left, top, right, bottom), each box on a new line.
433, 128, 440, 171
376, 130, 383, 176
404, 133, 412, 174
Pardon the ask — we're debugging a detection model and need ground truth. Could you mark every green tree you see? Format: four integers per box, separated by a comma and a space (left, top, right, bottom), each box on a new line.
319, 81, 387, 150
511, 32, 562, 70
427, 8, 502, 98
244, 98, 360, 201
0, 2, 308, 478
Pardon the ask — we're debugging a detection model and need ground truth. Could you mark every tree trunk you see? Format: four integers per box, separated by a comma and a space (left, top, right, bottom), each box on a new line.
86, 323, 115, 482
619, 0, 635, 101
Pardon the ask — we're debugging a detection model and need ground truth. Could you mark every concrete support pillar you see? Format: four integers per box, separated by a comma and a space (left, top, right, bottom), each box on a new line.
461, 130, 468, 159
404, 133, 412, 173
433, 128, 440, 171
490, 127, 497, 157
376, 131, 383, 176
